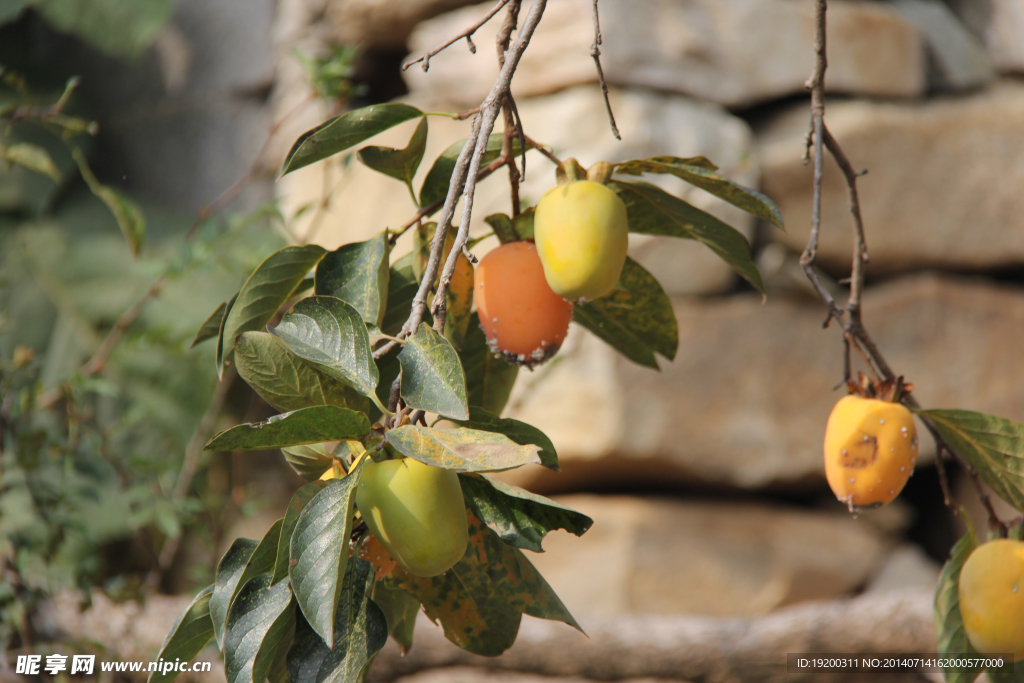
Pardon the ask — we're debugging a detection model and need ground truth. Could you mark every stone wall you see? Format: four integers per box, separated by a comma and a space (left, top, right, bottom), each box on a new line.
263, 0, 1024, 674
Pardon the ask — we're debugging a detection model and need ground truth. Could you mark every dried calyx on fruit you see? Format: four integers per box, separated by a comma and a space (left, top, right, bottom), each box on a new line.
823, 374, 919, 512
534, 159, 629, 302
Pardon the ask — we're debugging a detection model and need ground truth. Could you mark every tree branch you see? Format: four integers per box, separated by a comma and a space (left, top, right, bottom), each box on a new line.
403, 0, 513, 72
589, 0, 620, 141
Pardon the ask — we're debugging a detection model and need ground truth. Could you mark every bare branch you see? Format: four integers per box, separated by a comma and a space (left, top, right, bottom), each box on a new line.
403, 0, 513, 72
589, 0, 620, 141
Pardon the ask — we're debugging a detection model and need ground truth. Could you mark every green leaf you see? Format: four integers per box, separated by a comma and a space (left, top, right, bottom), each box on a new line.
612, 179, 765, 294
220, 245, 328, 377
394, 514, 579, 656
460, 313, 518, 416
613, 156, 784, 230
371, 580, 419, 656
314, 232, 391, 327
453, 407, 557, 470
272, 296, 382, 411
282, 103, 423, 175
372, 346, 402, 425
274, 480, 330, 584
235, 332, 368, 414
387, 425, 541, 472
205, 406, 370, 452
289, 467, 362, 646
918, 410, 1024, 514
281, 444, 335, 482
266, 607, 297, 683
74, 148, 145, 256
935, 533, 982, 683
357, 117, 429, 201
380, 257, 420, 337
287, 558, 388, 683
230, 521, 284, 613
212, 538, 259, 649
224, 574, 295, 683
216, 293, 240, 378
419, 133, 520, 210
147, 586, 215, 683
34, 0, 172, 58
192, 300, 228, 349
1, 142, 61, 181
459, 474, 591, 553
398, 324, 469, 420
572, 256, 678, 368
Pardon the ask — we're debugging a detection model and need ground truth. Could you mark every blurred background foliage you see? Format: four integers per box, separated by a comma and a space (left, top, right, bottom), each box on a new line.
0, 0, 296, 654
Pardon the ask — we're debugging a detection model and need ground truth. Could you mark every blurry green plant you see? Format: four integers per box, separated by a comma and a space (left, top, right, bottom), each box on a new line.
0, 68, 287, 654
295, 45, 365, 104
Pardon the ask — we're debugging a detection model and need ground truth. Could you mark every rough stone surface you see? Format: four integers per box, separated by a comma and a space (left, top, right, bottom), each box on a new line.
326, 0, 482, 50
864, 544, 941, 595
501, 275, 1024, 492
277, 85, 759, 294
393, 669, 676, 683
758, 82, 1024, 272
520, 495, 891, 618
987, 0, 1024, 73
404, 0, 926, 108
888, 0, 993, 89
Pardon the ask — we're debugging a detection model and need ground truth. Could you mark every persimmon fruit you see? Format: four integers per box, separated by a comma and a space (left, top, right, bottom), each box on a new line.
534, 179, 628, 301
474, 240, 572, 366
823, 394, 918, 511
959, 539, 1024, 658
355, 457, 468, 577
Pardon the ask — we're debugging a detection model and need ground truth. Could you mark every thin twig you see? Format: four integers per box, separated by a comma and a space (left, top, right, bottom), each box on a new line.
497, 1, 524, 214
589, 0, 620, 141
800, 0, 1001, 527
403, 0, 513, 72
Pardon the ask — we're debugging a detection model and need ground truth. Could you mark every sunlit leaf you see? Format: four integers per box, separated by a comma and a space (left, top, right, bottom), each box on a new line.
274, 480, 330, 584
212, 538, 259, 649
357, 117, 428, 201
224, 574, 295, 683
612, 179, 764, 293
459, 474, 591, 552
397, 324, 469, 420
229, 521, 283, 614
289, 467, 362, 645
419, 133, 520, 210
919, 409, 1024, 514
387, 425, 541, 472
287, 557, 388, 683
935, 533, 982, 683
573, 256, 677, 368
452, 406, 557, 470
147, 586, 214, 683
281, 443, 335, 483
220, 245, 327, 377
460, 313, 518, 416
205, 406, 370, 452
272, 296, 381, 410
613, 156, 784, 230
282, 103, 423, 175
315, 232, 391, 327
235, 331, 368, 414
192, 300, 227, 348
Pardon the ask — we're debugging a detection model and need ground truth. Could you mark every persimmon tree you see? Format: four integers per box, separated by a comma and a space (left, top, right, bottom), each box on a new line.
148, 1, 782, 681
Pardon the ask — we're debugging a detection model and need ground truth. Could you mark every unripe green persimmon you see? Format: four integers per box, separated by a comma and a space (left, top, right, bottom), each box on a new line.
534, 180, 628, 301
355, 457, 468, 577
959, 539, 1024, 659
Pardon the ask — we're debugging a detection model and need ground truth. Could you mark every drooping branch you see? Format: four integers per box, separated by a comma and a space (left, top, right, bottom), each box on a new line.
402, 0, 513, 72
799, 0, 1002, 530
